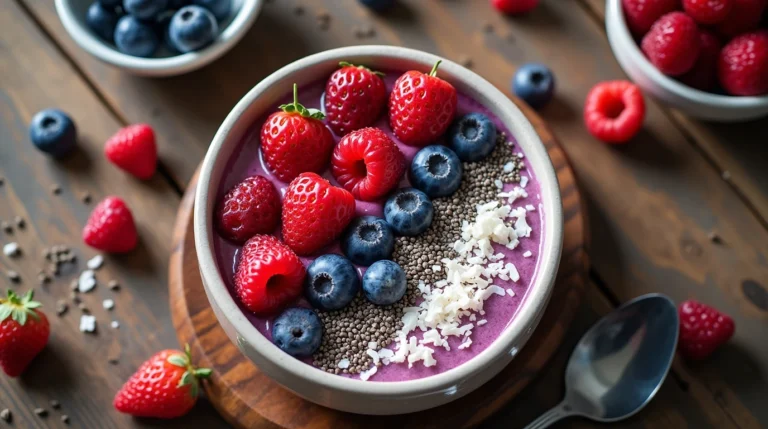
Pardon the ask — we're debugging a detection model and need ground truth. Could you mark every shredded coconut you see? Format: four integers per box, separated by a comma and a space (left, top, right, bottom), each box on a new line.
360, 365, 378, 381
110, 320, 120, 329
2, 242, 20, 257
338, 359, 350, 369
78, 270, 97, 293
102, 299, 115, 310
79, 315, 96, 333
520, 176, 529, 188
86, 255, 104, 270
523, 251, 532, 258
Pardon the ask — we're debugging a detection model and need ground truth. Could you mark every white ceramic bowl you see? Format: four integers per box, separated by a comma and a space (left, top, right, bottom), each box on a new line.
55, 0, 262, 77
194, 46, 563, 415
605, 0, 768, 121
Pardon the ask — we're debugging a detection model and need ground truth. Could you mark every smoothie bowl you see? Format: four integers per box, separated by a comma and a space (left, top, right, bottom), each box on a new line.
194, 45, 563, 415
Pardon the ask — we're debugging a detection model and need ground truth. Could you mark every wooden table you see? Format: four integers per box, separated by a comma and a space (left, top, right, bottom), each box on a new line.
1, 0, 766, 427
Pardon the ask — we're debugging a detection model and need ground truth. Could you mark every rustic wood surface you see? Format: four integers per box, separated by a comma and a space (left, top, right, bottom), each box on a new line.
1, 0, 767, 427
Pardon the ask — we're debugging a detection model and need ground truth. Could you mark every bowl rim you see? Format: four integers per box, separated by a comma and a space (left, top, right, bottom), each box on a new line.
607, 0, 768, 106
54, 0, 262, 74
194, 45, 563, 397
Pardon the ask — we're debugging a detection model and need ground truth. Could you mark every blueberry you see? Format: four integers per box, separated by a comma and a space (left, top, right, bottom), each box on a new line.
341, 216, 394, 266
383, 188, 433, 236
153, 9, 178, 52
271, 308, 323, 357
446, 113, 497, 162
192, 0, 232, 20
304, 254, 360, 311
358, 0, 396, 12
114, 15, 159, 57
98, 0, 122, 9
362, 260, 406, 305
29, 109, 77, 157
168, 0, 191, 9
410, 145, 463, 198
123, 0, 168, 20
168, 6, 218, 53
512, 63, 555, 110
86, 2, 120, 42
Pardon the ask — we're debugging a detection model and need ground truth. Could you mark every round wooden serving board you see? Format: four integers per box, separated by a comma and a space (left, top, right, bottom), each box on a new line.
169, 100, 588, 429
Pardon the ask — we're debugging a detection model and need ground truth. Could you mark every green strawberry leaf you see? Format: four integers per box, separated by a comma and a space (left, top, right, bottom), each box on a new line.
278, 84, 326, 120
179, 370, 194, 387
194, 368, 212, 378
13, 308, 27, 326
0, 306, 11, 321
338, 61, 385, 77
0, 289, 42, 324
167, 354, 188, 368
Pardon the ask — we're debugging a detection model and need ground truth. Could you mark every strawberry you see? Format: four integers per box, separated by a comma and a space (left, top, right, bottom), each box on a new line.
260, 84, 335, 183
678, 300, 735, 360
324, 62, 387, 136
114, 345, 212, 418
83, 196, 138, 253
389, 60, 458, 147
281, 172, 356, 255
234, 235, 305, 315
0, 290, 50, 377
718, 30, 768, 96
105, 124, 158, 180
216, 175, 281, 244
331, 127, 406, 201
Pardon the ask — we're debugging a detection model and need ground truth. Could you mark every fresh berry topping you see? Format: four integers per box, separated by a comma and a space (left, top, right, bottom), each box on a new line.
341, 216, 395, 266
683, 0, 733, 24
28, 109, 77, 158
678, 300, 735, 360
678, 30, 723, 91
114, 345, 212, 418
105, 124, 158, 180
584, 81, 646, 144
331, 127, 406, 201
168, 0, 191, 8
83, 196, 139, 253
641, 12, 701, 76
389, 60, 458, 147
304, 254, 360, 311
409, 145, 463, 198
0, 290, 50, 377
324, 62, 387, 136
98, 0, 122, 7
446, 112, 498, 162
86, 2, 120, 42
260, 84, 335, 183
169, 6, 218, 53
383, 188, 434, 236
362, 260, 406, 305
718, 30, 768, 96
491, 0, 539, 15
716, 0, 767, 38
215, 175, 281, 243
281, 173, 356, 255
512, 63, 556, 109
234, 235, 305, 315
192, 0, 232, 20
115, 15, 159, 58
272, 308, 323, 357
124, 0, 168, 20
621, 0, 680, 36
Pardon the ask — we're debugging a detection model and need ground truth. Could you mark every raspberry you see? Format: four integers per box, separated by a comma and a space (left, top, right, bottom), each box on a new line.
718, 30, 768, 96
683, 0, 732, 24
679, 30, 723, 91
491, 0, 539, 14
104, 124, 157, 180
678, 300, 735, 360
716, 0, 767, 38
621, 0, 680, 36
641, 12, 701, 76
82, 196, 138, 253
584, 81, 646, 144
215, 175, 281, 244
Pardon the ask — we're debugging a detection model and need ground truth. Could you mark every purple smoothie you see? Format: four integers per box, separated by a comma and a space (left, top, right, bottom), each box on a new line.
213, 71, 544, 382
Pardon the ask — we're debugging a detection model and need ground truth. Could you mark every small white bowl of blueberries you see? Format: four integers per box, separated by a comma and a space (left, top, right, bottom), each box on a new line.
55, 0, 262, 77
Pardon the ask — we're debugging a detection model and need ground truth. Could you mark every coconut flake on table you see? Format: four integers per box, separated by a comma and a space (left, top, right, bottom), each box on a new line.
78, 270, 97, 293
110, 320, 120, 329
86, 255, 104, 270
2, 242, 20, 257
79, 315, 96, 333
102, 299, 115, 310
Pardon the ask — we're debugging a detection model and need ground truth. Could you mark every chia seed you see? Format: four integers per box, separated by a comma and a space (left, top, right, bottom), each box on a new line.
51, 184, 62, 195
34, 408, 47, 417
14, 216, 25, 229
1, 221, 11, 234
0, 409, 10, 422
7, 270, 20, 283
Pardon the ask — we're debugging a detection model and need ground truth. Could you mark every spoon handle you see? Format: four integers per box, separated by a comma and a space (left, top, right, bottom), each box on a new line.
521, 401, 573, 429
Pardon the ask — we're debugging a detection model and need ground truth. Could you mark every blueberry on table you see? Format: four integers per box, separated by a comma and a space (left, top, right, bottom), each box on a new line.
87, 2, 120, 42
410, 145, 463, 198
305, 254, 360, 311
114, 15, 159, 57
192, 0, 232, 20
358, 0, 397, 12
272, 308, 323, 357
123, 0, 168, 20
169, 6, 218, 53
446, 113, 497, 162
341, 216, 394, 266
29, 109, 77, 157
383, 188, 433, 236
362, 260, 406, 306
512, 63, 555, 109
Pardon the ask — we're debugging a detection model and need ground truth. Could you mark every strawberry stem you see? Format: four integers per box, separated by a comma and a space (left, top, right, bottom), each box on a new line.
169, 343, 212, 399
339, 61, 385, 77
278, 84, 325, 120
0, 289, 42, 326
429, 60, 443, 77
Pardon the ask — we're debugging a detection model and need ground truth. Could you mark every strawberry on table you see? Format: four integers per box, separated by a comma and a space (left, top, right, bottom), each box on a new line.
260, 84, 335, 183
324, 62, 387, 136
389, 60, 457, 147
0, 290, 50, 377
331, 127, 406, 201
216, 175, 281, 244
105, 124, 158, 180
282, 172, 356, 255
678, 300, 735, 360
114, 344, 212, 419
83, 196, 139, 253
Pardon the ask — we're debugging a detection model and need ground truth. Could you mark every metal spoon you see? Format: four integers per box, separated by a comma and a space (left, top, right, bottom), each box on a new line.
523, 293, 679, 429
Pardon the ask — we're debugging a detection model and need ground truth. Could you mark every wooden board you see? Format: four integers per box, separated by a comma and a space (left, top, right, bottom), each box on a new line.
169, 104, 588, 429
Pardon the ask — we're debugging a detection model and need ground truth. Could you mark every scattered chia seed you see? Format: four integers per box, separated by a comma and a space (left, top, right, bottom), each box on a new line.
81, 192, 92, 204
51, 184, 62, 195
38, 272, 51, 285
78, 302, 89, 313
70, 291, 80, 304
7, 270, 20, 283
1, 221, 11, 234
293, 5, 304, 15
458, 55, 473, 69
49, 400, 60, 410
0, 409, 10, 422
56, 300, 68, 316
70, 279, 79, 291
61, 415, 70, 424
14, 216, 25, 229
108, 280, 120, 291
34, 408, 47, 417
482, 21, 494, 32
708, 231, 721, 243
722, 170, 731, 181
0, 177, 4, 186
108, 357, 119, 365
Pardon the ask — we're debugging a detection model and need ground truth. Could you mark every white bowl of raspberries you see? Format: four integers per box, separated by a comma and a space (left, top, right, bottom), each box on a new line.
55, 0, 262, 77
606, 0, 768, 121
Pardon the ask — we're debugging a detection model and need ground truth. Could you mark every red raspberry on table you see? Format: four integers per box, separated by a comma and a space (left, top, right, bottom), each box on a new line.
324, 62, 387, 136
260, 84, 335, 183
683, 0, 732, 24
82, 196, 138, 253
105, 124, 157, 180
679, 30, 723, 91
281, 172, 356, 256
716, 0, 767, 38
0, 290, 49, 377
331, 127, 406, 202
491, 0, 539, 15
584, 81, 646, 144
641, 12, 701, 76
718, 30, 768, 96
389, 60, 458, 147
678, 300, 735, 360
621, 0, 680, 37
216, 175, 281, 244
234, 235, 306, 315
